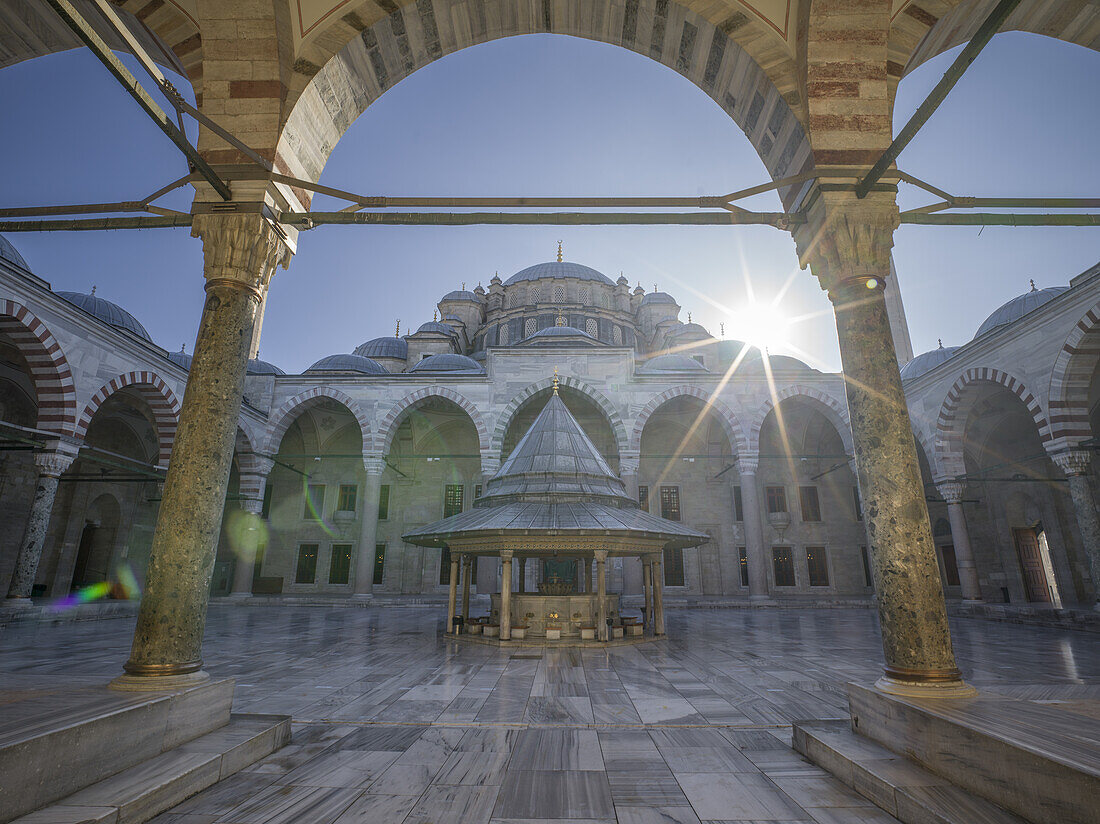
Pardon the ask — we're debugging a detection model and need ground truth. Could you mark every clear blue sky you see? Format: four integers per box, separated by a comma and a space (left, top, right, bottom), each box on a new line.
0, 31, 1096, 373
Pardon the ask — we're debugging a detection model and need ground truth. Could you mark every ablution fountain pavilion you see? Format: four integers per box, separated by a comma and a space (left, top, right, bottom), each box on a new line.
404, 373, 707, 643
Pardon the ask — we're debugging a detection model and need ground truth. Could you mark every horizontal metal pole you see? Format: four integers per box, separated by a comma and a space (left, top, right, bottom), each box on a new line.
284, 211, 800, 227
0, 216, 193, 231
0, 202, 148, 218
901, 213, 1100, 226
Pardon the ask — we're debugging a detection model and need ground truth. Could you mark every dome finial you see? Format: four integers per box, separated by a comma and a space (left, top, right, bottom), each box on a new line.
653, 283, 657, 293
461, 281, 466, 291
1029, 278, 1036, 292
556, 240, 563, 263
433, 309, 438, 321
937, 338, 943, 348
720, 322, 725, 338
687, 312, 692, 323
556, 307, 565, 327
395, 319, 400, 338
180, 343, 186, 353
91, 285, 97, 295
553, 367, 559, 395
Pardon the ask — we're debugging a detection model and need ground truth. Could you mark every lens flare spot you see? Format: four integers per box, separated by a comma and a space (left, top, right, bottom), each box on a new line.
226, 508, 269, 560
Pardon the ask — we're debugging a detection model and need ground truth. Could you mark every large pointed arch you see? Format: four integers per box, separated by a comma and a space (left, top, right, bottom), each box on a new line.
747, 385, 852, 456
628, 384, 748, 456
264, 387, 372, 455
1048, 302, 1100, 450
0, 299, 78, 437
376, 386, 489, 455
492, 376, 627, 458
75, 371, 181, 467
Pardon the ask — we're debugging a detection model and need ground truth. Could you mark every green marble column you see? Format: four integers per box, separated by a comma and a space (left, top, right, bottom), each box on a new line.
112, 213, 289, 690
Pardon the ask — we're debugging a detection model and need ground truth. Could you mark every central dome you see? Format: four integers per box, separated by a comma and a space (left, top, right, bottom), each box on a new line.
504, 261, 614, 286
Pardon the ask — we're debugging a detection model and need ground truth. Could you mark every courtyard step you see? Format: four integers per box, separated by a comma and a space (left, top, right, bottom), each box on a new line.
793, 719, 1030, 824
8, 713, 291, 824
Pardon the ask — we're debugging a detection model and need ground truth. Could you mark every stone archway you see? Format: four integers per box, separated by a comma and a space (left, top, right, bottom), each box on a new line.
747, 385, 852, 456
376, 386, 489, 456
1048, 302, 1100, 450
264, 387, 372, 455
76, 372, 181, 468
0, 299, 79, 437
629, 384, 748, 456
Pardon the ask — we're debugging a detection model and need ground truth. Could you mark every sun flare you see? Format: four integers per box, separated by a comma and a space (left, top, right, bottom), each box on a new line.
728, 302, 791, 352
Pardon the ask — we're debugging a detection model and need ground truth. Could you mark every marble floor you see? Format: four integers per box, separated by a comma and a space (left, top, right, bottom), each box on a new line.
2, 606, 1097, 823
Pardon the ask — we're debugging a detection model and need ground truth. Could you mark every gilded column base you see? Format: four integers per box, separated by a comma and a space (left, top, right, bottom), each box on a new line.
876, 665, 977, 699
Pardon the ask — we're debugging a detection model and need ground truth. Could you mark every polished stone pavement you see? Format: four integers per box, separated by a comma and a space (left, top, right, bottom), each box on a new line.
2, 606, 1097, 823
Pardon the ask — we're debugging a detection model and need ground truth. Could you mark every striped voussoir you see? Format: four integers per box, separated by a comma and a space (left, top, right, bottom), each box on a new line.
378, 387, 489, 455
0, 299, 78, 436
264, 387, 372, 455
1047, 305, 1100, 446
629, 384, 748, 456
75, 372, 180, 468
491, 376, 626, 457
747, 384, 851, 456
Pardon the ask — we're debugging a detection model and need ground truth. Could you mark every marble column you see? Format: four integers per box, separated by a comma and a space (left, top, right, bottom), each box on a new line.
476, 457, 500, 593
500, 550, 513, 641
5, 445, 78, 604
581, 558, 591, 593
230, 458, 273, 599
1051, 449, 1100, 608
652, 555, 666, 636
113, 213, 290, 690
353, 457, 386, 600
620, 453, 644, 595
642, 560, 653, 630
461, 555, 472, 620
738, 454, 769, 601
935, 481, 983, 603
796, 193, 969, 696
595, 550, 608, 641
446, 555, 459, 634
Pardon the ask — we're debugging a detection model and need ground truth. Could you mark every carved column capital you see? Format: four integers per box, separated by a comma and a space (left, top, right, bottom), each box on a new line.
619, 454, 640, 476
594, 550, 608, 563
794, 191, 899, 295
191, 213, 291, 299
363, 455, 387, 476
500, 549, 514, 561
738, 452, 760, 475
252, 456, 275, 477
33, 445, 78, 478
935, 481, 966, 505
239, 498, 263, 515
1053, 449, 1092, 477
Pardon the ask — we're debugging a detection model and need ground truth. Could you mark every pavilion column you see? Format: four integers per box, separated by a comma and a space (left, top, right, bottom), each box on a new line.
595, 550, 608, 641
519, 557, 527, 593
476, 456, 501, 593
230, 458, 274, 598
1051, 450, 1100, 607
461, 555, 472, 620
5, 444, 78, 604
500, 551, 513, 640
796, 193, 970, 696
738, 454, 769, 601
353, 456, 386, 600
446, 554, 459, 634
619, 452, 643, 595
935, 481, 982, 603
581, 558, 591, 593
113, 213, 290, 690
652, 555, 666, 636
642, 559, 653, 631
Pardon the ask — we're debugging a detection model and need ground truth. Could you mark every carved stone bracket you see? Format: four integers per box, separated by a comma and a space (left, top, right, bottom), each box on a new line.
793, 191, 899, 294
738, 452, 760, 476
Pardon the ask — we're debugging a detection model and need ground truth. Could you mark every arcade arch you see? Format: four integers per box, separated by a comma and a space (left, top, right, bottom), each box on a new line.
500, 385, 622, 470
494, 377, 626, 461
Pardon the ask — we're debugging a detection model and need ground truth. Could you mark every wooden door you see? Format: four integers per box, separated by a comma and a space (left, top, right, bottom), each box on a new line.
1012, 528, 1051, 603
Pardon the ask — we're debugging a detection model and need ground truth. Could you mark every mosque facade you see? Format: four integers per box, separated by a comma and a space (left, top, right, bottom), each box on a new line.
0, 233, 1097, 607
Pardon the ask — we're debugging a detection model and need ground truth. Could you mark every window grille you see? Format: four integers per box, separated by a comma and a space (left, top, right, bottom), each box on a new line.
586, 318, 598, 337
530, 286, 542, 303
443, 484, 464, 518
499, 324, 510, 345
772, 547, 795, 586
660, 486, 681, 521
554, 284, 566, 302
329, 544, 352, 584
806, 546, 829, 586
337, 484, 357, 512
613, 326, 622, 345
525, 318, 537, 338
580, 287, 590, 304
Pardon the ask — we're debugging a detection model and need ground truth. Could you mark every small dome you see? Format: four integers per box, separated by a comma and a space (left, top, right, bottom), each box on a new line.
167, 348, 193, 371
975, 284, 1068, 338
415, 321, 458, 336
354, 336, 408, 360
668, 322, 711, 338
504, 261, 614, 286
408, 353, 484, 374
767, 354, 815, 372
640, 353, 709, 373
440, 290, 483, 303
641, 291, 677, 306
305, 353, 387, 375
900, 343, 961, 381
0, 234, 30, 271
57, 291, 152, 341
247, 358, 284, 376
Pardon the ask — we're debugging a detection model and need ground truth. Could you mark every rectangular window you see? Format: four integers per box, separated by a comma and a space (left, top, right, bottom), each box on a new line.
373, 543, 386, 585
806, 546, 829, 586
329, 544, 352, 584
295, 544, 318, 584
733, 486, 743, 521
738, 547, 749, 587
940, 545, 961, 587
474, 484, 483, 500
443, 484, 464, 518
860, 545, 874, 588
664, 547, 685, 586
638, 485, 649, 512
337, 484, 357, 512
765, 486, 787, 514
660, 486, 681, 521
799, 486, 821, 522
772, 547, 795, 587
439, 547, 452, 585
853, 487, 863, 521
304, 484, 325, 519
378, 485, 390, 520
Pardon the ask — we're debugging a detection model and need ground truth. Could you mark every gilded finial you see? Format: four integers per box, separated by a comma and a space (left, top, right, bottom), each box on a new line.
688, 312, 692, 323
553, 367, 559, 395
720, 323, 725, 338
91, 285, 97, 295
433, 310, 438, 321
653, 283, 657, 293
556, 240, 563, 263
461, 281, 466, 291
1029, 278, 1036, 292
395, 319, 400, 338
180, 343, 186, 353
556, 307, 565, 327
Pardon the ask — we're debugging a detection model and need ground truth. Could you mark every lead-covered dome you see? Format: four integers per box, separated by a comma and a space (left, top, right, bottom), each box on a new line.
354, 336, 408, 360
306, 353, 387, 375
0, 234, 30, 271
641, 291, 677, 306
408, 353, 484, 374
57, 290, 152, 342
167, 346, 192, 371
247, 358, 284, 375
975, 284, 1068, 338
440, 290, 483, 302
415, 321, 458, 336
900, 343, 960, 381
639, 353, 709, 373
504, 261, 614, 286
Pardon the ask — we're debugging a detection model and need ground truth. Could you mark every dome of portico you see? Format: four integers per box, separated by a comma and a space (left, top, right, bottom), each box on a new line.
57, 290, 153, 342
639, 353, 709, 373
408, 353, 484, 374
247, 358, 285, 375
305, 354, 387, 375
900, 342, 961, 381
975, 283, 1068, 338
355, 336, 409, 360
0, 234, 30, 272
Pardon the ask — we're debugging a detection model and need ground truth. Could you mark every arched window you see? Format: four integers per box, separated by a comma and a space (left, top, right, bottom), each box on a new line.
580, 287, 590, 304
554, 284, 566, 303
586, 318, 598, 338
498, 324, 510, 345
613, 326, 622, 345
525, 318, 537, 338
530, 286, 542, 304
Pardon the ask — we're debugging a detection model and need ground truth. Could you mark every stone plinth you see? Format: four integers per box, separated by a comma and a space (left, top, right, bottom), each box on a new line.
489, 593, 620, 637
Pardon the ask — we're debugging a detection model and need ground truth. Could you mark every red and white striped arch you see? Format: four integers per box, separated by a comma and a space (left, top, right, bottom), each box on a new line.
1048, 303, 1100, 450
0, 299, 78, 436
75, 371, 181, 468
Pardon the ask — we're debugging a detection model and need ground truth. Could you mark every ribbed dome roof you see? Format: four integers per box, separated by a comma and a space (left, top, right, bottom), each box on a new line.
167, 347, 193, 371
641, 291, 677, 306
57, 291, 152, 341
0, 234, 30, 271
504, 261, 614, 286
975, 284, 1068, 338
247, 358, 284, 375
440, 290, 483, 302
354, 336, 408, 360
408, 353, 484, 374
900, 343, 961, 381
639, 353, 709, 373
305, 353, 387, 375
415, 321, 458, 336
